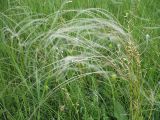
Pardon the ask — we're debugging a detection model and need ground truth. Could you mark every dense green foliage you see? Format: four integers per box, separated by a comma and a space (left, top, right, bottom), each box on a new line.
0, 0, 160, 120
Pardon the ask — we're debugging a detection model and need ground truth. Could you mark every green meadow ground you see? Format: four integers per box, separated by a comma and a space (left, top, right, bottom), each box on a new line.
0, 0, 160, 120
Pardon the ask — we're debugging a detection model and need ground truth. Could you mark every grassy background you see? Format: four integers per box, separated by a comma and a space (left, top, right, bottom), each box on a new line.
0, 0, 160, 120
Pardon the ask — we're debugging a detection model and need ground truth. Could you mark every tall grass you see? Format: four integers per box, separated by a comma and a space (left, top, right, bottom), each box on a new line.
0, 0, 160, 120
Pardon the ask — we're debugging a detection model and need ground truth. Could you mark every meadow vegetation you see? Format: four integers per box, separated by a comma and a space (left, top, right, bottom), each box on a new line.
0, 0, 160, 120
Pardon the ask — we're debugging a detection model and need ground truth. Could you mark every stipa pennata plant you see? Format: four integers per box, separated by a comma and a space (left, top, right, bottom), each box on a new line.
0, 1, 145, 120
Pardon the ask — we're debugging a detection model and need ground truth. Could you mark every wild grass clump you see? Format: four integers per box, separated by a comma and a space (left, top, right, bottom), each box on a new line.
0, 1, 159, 120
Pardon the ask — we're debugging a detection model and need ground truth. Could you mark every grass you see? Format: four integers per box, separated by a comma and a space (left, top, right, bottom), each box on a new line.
0, 0, 160, 120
